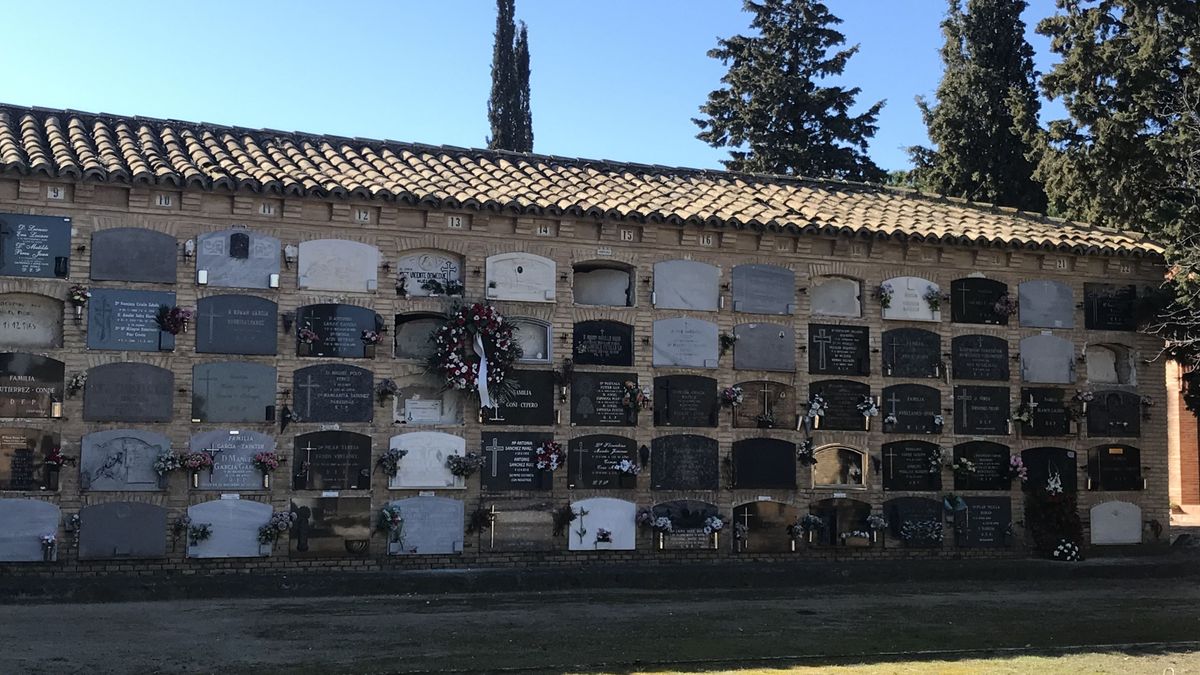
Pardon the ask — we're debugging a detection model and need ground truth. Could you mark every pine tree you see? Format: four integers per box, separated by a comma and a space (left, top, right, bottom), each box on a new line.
487, 0, 519, 151
514, 21, 533, 152
909, 0, 1046, 211
693, 0, 885, 182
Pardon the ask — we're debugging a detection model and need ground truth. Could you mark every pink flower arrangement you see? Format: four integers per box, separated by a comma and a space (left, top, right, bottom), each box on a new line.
180, 451, 214, 471
252, 452, 282, 473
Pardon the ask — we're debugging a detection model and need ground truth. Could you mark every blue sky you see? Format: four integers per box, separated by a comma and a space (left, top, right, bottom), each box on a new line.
0, 0, 1062, 172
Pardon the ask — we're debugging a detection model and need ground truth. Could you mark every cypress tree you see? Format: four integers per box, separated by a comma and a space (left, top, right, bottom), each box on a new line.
515, 21, 533, 152
487, 0, 518, 151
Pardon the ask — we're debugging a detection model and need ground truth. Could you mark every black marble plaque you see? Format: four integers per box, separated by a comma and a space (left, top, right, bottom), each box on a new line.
0, 428, 55, 490
956, 497, 1011, 548
0, 353, 63, 418
808, 380, 870, 431
953, 441, 1011, 491
90, 228, 177, 283
884, 497, 942, 546
572, 320, 633, 366
808, 498, 872, 546
481, 432, 554, 491
191, 362, 276, 423
881, 384, 942, 434
953, 385, 1010, 436
951, 335, 1010, 381
571, 372, 636, 426
652, 375, 718, 427
731, 438, 796, 489
567, 434, 637, 489
650, 435, 719, 490
288, 496, 371, 558
1020, 388, 1070, 436
1086, 390, 1141, 438
296, 304, 383, 358
292, 431, 371, 490
83, 363, 174, 423
882, 440, 941, 491
808, 324, 869, 376
882, 328, 941, 378
1022, 447, 1078, 493
87, 289, 176, 351
0, 213, 71, 279
732, 380, 796, 429
950, 277, 1008, 325
195, 294, 278, 355
292, 364, 373, 423
1084, 283, 1136, 331
482, 369, 556, 426
1090, 444, 1142, 491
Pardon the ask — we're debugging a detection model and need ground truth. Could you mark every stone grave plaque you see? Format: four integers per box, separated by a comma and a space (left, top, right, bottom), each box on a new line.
297, 304, 383, 358
385, 496, 464, 555
731, 438, 796, 489
650, 435, 719, 490
1019, 334, 1075, 384
573, 266, 631, 306
812, 447, 866, 487
884, 497, 942, 547
809, 498, 873, 545
197, 229, 281, 289
192, 362, 276, 423
90, 228, 177, 283
485, 498, 556, 551
572, 320, 633, 367
394, 250, 462, 298
881, 384, 941, 434
953, 385, 1010, 436
187, 499, 272, 558
292, 364, 373, 424
652, 500, 719, 550
512, 318, 551, 363
1085, 344, 1134, 385
87, 289, 176, 351
953, 441, 1011, 491
733, 501, 798, 552
1020, 388, 1070, 437
956, 497, 1011, 548
882, 440, 941, 491
811, 276, 861, 317
1021, 447, 1078, 493
292, 431, 371, 490
567, 434, 637, 489
288, 496, 371, 558
653, 259, 719, 311
485, 252, 557, 303
0, 428, 56, 491
0, 499, 61, 561
481, 369, 556, 426
394, 314, 441, 360
652, 318, 718, 368
808, 324, 870, 376
297, 239, 380, 292
571, 372, 636, 427
1090, 501, 1142, 545
83, 363, 173, 423
392, 375, 463, 426
733, 323, 796, 372
881, 276, 940, 322
1090, 444, 1142, 491
568, 497, 637, 551
950, 277, 1008, 325
1084, 284, 1136, 331
192, 430, 273, 491
0, 293, 63, 349
78, 502, 167, 560
79, 429, 168, 491
388, 431, 465, 489
732, 264, 795, 315
0, 213, 71, 279
882, 328, 941, 378
480, 432, 554, 491
0, 353, 63, 417
1019, 280, 1074, 329
195, 295, 278, 355
732, 380, 796, 430
652, 375, 718, 427
1086, 390, 1140, 437
951, 335, 1009, 381
807, 380, 869, 431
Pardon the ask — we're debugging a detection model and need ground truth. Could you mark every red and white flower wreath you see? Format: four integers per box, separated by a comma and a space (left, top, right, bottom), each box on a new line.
535, 440, 565, 472
428, 303, 522, 400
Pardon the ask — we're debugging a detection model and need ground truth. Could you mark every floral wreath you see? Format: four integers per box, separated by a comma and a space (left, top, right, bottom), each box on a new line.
535, 440, 566, 471
427, 303, 522, 401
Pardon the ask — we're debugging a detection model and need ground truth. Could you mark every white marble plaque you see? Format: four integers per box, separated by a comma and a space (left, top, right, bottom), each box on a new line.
811, 276, 861, 317
1019, 334, 1076, 384
652, 318, 718, 368
574, 267, 631, 306
298, 239, 380, 292
485, 253, 556, 302
186, 499, 272, 558
568, 497, 636, 551
653, 260, 719, 311
0, 293, 63, 349
1090, 501, 1141, 545
881, 276, 941, 322
385, 496, 464, 555
0, 499, 60, 561
395, 250, 463, 297
389, 431, 465, 489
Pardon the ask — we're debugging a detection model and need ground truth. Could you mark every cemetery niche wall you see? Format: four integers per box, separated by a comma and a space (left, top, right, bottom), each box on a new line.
0, 428, 59, 491
197, 229, 281, 289
0, 293, 64, 349
90, 228, 177, 283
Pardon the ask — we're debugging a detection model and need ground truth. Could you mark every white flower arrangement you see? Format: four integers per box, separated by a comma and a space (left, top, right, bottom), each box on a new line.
932, 414, 945, 428
857, 395, 879, 418
653, 516, 674, 533
616, 459, 641, 476
883, 413, 898, 425
1051, 538, 1082, 562
703, 515, 725, 535
952, 457, 977, 475
805, 393, 827, 419
866, 514, 888, 531
1046, 471, 1064, 496
840, 529, 872, 542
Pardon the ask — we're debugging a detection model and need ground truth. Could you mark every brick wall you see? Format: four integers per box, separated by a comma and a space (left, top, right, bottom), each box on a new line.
1167, 360, 1200, 508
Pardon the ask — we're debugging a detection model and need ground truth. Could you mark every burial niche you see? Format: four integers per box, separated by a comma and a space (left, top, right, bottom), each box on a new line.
196, 228, 281, 289
0, 499, 61, 561
485, 252, 556, 303
732, 501, 799, 553
731, 263, 795, 315
731, 438, 796, 489
810, 276, 861, 318
394, 249, 463, 298
880, 276, 940, 322
1021, 447, 1078, 494
297, 239, 380, 292
186, 500, 273, 559
812, 445, 867, 489
1085, 344, 1135, 385
90, 228, 177, 283
949, 277, 1009, 325
573, 262, 633, 307
0, 293, 63, 349
394, 313, 442, 361
653, 259, 719, 311
1019, 280, 1074, 329
511, 317, 552, 363
1088, 444, 1142, 491
809, 498, 872, 546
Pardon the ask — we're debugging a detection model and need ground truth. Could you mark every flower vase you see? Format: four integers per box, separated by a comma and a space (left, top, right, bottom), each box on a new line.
43, 466, 59, 491
73, 305, 83, 322
299, 342, 312, 356
42, 545, 54, 562
190, 471, 199, 488
262, 473, 271, 490
364, 344, 376, 359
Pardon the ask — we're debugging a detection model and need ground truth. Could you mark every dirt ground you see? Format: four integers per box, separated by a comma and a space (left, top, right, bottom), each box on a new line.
2, 577, 1198, 674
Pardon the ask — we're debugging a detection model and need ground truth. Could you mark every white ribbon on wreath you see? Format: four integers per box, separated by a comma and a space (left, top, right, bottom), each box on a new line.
474, 333, 493, 409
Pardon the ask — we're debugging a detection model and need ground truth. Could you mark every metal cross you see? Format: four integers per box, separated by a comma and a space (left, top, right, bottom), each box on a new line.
486, 437, 503, 478
812, 329, 833, 369
301, 441, 316, 485
887, 392, 901, 417
573, 442, 587, 485
884, 446, 899, 479
955, 283, 973, 315
759, 383, 773, 418
957, 389, 974, 429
